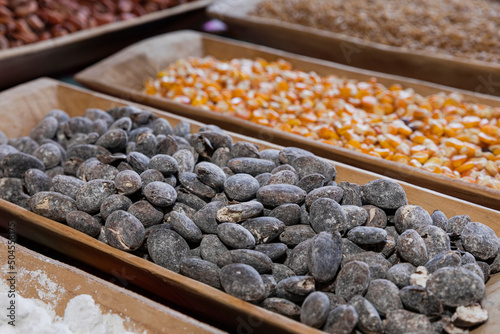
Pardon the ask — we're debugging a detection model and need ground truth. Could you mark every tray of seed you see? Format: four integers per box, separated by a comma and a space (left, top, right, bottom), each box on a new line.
0, 236, 222, 333
1, 77, 500, 333
0, 0, 213, 90
75, 30, 500, 210
207, 0, 500, 96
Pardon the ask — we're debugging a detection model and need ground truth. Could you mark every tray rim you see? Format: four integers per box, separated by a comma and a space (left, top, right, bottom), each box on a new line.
75, 30, 500, 210
0, 77, 499, 334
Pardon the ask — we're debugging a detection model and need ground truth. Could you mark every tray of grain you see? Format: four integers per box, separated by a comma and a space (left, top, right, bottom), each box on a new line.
207, 0, 500, 96
0, 236, 222, 333
75, 30, 500, 210
0, 77, 499, 333
0, 0, 213, 90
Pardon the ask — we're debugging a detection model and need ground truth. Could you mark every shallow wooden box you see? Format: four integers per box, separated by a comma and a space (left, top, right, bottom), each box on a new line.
207, 0, 500, 96
0, 0, 212, 91
0, 78, 499, 333
0, 236, 222, 333
75, 30, 500, 210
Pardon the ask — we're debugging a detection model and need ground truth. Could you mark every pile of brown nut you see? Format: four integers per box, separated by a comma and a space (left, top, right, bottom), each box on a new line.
253, 0, 500, 63
0, 0, 196, 49
1, 106, 499, 333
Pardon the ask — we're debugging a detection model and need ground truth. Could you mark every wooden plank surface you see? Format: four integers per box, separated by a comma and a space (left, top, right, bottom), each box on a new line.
0, 78, 499, 333
76, 30, 500, 210
0, 236, 224, 333
0, 0, 212, 90
208, 0, 500, 96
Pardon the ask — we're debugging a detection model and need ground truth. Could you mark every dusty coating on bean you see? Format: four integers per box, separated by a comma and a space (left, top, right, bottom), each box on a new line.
426, 267, 485, 307
30, 191, 77, 222
220, 263, 266, 302
361, 179, 408, 209
104, 210, 145, 252
147, 226, 189, 273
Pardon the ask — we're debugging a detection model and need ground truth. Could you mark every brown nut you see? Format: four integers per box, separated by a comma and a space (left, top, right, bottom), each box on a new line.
14, 1, 38, 17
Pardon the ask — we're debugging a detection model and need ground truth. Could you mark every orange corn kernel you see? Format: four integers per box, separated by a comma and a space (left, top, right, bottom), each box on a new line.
361, 96, 377, 109
373, 148, 391, 158
299, 112, 318, 123
455, 161, 475, 174
393, 153, 410, 164
412, 134, 426, 145
409, 159, 423, 168
339, 86, 352, 98
397, 124, 413, 136
478, 132, 498, 145
368, 151, 382, 158
347, 139, 362, 149
462, 116, 481, 128
491, 145, 500, 155
480, 124, 499, 137
278, 123, 292, 132
430, 123, 444, 137
445, 138, 465, 151
451, 155, 468, 168
317, 127, 339, 140
410, 145, 427, 154
412, 152, 429, 164
286, 119, 301, 126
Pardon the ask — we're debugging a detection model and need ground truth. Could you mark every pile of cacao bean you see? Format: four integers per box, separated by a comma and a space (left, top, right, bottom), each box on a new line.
0, 106, 499, 333
0, 0, 198, 49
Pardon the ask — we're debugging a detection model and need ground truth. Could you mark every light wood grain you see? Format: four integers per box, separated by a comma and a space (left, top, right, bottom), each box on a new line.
208, 0, 500, 96
0, 0, 212, 90
76, 30, 500, 210
0, 78, 498, 334
0, 236, 223, 333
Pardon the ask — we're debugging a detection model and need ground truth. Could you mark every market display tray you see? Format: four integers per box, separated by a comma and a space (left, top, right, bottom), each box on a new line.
0, 236, 223, 334
75, 30, 500, 210
207, 0, 500, 96
0, 78, 499, 333
0, 0, 213, 91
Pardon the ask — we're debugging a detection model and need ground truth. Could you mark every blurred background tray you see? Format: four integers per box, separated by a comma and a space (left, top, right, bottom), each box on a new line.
207, 0, 500, 96
0, 236, 223, 333
76, 30, 500, 210
0, 0, 213, 91
1, 78, 499, 333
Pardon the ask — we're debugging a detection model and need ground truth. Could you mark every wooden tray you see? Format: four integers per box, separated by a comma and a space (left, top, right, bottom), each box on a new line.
75, 30, 500, 210
0, 0, 212, 91
1, 78, 499, 334
0, 236, 223, 333
207, 0, 500, 96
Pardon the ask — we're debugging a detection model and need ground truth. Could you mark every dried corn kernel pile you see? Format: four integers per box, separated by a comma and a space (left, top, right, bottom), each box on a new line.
145, 57, 500, 189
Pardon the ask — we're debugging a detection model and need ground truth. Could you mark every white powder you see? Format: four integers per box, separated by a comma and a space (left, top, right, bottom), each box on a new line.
16, 268, 67, 310
0, 281, 140, 334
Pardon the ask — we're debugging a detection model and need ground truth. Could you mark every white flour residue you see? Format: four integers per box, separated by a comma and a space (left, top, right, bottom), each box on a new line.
16, 268, 67, 310
0, 280, 141, 334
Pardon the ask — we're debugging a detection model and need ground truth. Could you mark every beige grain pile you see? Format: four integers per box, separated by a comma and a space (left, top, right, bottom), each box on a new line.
253, 0, 500, 63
